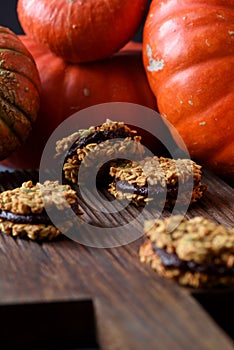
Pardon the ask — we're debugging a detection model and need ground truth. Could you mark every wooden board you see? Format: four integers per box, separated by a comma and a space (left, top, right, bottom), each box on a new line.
0, 169, 233, 350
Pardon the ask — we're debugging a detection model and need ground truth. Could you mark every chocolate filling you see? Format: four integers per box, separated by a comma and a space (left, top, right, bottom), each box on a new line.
0, 209, 52, 225
113, 178, 203, 204
0, 202, 81, 226
114, 180, 176, 198
66, 127, 132, 159
153, 243, 234, 276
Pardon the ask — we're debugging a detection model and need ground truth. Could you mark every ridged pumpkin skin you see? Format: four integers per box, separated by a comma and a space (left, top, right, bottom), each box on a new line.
143, 0, 234, 179
0, 26, 40, 159
17, 0, 148, 63
1, 36, 157, 169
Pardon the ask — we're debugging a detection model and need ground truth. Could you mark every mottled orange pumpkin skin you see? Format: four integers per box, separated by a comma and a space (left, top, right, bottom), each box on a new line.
0, 27, 41, 160
17, 0, 148, 63
143, 0, 234, 180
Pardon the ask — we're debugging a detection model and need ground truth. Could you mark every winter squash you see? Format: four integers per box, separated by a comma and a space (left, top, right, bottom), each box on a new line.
17, 0, 148, 63
0, 26, 40, 160
1, 36, 157, 169
143, 0, 234, 180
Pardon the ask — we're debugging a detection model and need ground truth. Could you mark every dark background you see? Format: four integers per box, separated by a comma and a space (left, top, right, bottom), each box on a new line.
0, 0, 152, 41
0, 0, 23, 34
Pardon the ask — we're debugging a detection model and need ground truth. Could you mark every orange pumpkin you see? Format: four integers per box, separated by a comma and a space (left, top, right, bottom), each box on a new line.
1, 36, 157, 169
143, 0, 234, 180
0, 26, 40, 160
17, 0, 148, 63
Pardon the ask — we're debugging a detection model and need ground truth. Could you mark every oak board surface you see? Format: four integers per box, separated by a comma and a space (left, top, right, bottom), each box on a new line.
0, 169, 233, 350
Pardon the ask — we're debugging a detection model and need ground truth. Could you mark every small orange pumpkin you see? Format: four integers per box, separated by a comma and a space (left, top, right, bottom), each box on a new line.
0, 26, 40, 160
17, 0, 148, 63
143, 0, 234, 180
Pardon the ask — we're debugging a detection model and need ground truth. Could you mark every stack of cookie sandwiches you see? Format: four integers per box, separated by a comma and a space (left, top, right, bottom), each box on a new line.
55, 119, 207, 207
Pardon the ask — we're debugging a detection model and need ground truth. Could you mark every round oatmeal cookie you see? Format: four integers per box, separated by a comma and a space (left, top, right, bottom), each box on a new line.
139, 215, 234, 288
0, 180, 82, 241
109, 156, 207, 208
55, 119, 145, 186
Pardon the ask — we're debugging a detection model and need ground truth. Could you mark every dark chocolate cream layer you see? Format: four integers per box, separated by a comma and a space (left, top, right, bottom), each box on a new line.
66, 127, 132, 159
114, 180, 176, 198
153, 243, 234, 276
0, 209, 52, 225
0, 202, 81, 226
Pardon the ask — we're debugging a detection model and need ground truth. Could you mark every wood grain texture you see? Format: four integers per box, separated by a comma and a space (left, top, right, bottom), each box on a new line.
0, 169, 233, 349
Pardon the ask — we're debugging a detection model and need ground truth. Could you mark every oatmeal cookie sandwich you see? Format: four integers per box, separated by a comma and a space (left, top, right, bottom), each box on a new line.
140, 215, 234, 288
0, 180, 83, 241
109, 156, 207, 208
55, 119, 145, 186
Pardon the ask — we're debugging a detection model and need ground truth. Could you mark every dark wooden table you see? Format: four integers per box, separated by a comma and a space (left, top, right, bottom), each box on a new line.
0, 169, 233, 350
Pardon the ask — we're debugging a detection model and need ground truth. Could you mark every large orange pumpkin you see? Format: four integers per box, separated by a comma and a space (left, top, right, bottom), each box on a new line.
0, 26, 41, 160
17, 0, 148, 63
143, 0, 234, 180
1, 36, 157, 169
